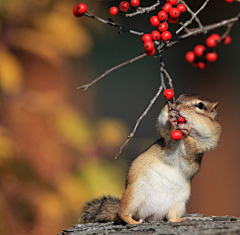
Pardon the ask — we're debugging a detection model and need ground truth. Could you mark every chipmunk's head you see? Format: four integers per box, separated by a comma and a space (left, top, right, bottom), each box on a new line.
158, 94, 222, 152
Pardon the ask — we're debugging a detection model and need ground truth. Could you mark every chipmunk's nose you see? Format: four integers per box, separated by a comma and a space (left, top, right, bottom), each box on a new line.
174, 106, 181, 112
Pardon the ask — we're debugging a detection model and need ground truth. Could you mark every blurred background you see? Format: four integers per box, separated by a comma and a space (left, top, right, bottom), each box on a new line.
0, 0, 239, 234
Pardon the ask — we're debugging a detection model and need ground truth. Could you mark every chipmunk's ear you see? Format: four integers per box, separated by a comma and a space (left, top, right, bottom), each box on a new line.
211, 102, 218, 119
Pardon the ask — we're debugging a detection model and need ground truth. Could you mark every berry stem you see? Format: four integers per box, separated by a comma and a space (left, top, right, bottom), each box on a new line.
84, 11, 144, 36
125, 1, 162, 17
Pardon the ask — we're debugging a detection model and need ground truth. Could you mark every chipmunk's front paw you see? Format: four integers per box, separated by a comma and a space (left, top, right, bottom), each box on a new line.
168, 111, 178, 128
178, 125, 191, 136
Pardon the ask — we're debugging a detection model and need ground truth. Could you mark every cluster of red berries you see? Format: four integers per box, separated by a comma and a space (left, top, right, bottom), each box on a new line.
73, 3, 87, 17
185, 34, 231, 69
225, 0, 234, 2
142, 0, 186, 56
162, 88, 184, 141
109, 0, 140, 16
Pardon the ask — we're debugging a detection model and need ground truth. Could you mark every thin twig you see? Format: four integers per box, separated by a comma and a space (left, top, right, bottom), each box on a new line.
179, 0, 203, 29
78, 53, 147, 91
221, 23, 234, 40
176, 0, 210, 35
84, 11, 144, 36
115, 85, 163, 159
126, 1, 161, 17
161, 67, 174, 91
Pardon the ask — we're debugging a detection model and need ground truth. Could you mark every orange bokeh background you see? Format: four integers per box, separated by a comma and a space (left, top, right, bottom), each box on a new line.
0, 0, 239, 234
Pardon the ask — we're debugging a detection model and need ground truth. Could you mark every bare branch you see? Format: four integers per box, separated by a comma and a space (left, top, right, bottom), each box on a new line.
176, 0, 210, 35
84, 11, 144, 36
115, 85, 163, 159
78, 53, 147, 91
126, 1, 161, 17
179, 0, 203, 30
179, 14, 240, 40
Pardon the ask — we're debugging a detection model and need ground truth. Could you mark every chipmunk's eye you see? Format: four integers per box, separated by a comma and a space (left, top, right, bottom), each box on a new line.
195, 102, 206, 110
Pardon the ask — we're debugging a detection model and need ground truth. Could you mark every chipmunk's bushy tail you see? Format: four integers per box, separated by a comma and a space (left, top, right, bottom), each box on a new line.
79, 195, 123, 224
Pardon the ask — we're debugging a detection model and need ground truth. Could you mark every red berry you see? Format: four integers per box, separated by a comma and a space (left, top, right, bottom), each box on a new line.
151, 30, 161, 41
142, 34, 152, 42
162, 3, 172, 13
158, 22, 168, 32
206, 52, 218, 62
194, 45, 206, 57
109, 6, 118, 15
150, 16, 160, 27
166, 0, 178, 6
210, 33, 221, 42
73, 5, 81, 17
168, 16, 178, 23
158, 11, 168, 21
206, 37, 217, 48
225, 0, 234, 2
130, 0, 140, 7
163, 89, 174, 100
119, 1, 129, 11
222, 36, 231, 45
198, 61, 207, 70
177, 4, 186, 13
185, 51, 195, 63
169, 8, 180, 18
161, 31, 171, 41
145, 48, 156, 56
77, 3, 87, 15
171, 130, 183, 140
144, 41, 155, 51
177, 116, 185, 123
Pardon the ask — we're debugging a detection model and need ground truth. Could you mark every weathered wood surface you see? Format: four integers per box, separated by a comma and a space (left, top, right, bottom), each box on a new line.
59, 214, 240, 235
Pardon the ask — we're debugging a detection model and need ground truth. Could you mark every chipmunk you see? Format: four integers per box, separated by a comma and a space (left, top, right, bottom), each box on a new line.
79, 94, 222, 224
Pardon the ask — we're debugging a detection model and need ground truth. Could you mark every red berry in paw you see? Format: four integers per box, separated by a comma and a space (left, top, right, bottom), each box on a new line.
158, 22, 168, 32
162, 3, 172, 13
206, 52, 218, 62
198, 61, 207, 69
166, 0, 178, 6
206, 37, 216, 48
142, 34, 152, 42
161, 31, 171, 42
77, 3, 87, 15
177, 116, 185, 123
163, 89, 174, 100
194, 45, 206, 57
225, 0, 234, 2
222, 36, 231, 45
119, 1, 129, 11
168, 16, 178, 23
185, 51, 195, 63
73, 5, 81, 17
144, 41, 155, 51
158, 11, 168, 21
177, 4, 186, 13
169, 8, 180, 18
210, 33, 221, 42
109, 6, 118, 15
130, 0, 140, 7
145, 48, 156, 56
150, 16, 160, 27
151, 30, 161, 41
171, 130, 183, 140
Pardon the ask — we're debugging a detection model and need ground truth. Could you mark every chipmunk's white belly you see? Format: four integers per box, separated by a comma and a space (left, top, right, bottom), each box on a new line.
132, 161, 190, 221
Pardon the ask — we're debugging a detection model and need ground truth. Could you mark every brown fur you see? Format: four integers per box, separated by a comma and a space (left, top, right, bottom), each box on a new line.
79, 94, 222, 225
